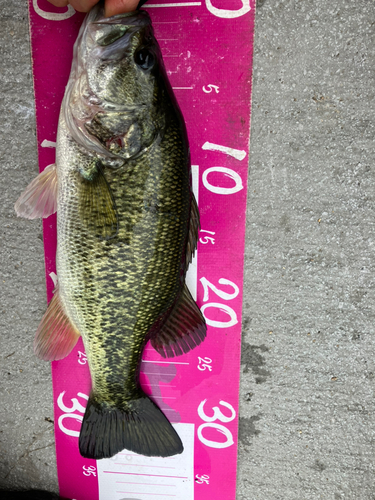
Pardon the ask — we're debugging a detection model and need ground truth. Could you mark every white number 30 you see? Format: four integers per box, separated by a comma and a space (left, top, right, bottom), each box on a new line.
197, 399, 236, 449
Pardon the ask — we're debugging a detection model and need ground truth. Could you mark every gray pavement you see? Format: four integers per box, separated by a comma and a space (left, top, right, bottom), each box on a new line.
1, 0, 374, 498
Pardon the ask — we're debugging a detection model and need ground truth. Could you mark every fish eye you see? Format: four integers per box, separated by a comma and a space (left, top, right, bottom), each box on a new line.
134, 48, 155, 70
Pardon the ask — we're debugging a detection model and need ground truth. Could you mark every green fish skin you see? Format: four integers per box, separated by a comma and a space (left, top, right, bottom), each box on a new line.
15, 6, 206, 459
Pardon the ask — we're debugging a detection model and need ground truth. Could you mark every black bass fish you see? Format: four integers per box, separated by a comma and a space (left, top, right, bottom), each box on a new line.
15, 5, 206, 459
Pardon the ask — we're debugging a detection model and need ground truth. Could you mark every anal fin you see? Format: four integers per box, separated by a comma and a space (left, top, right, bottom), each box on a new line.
151, 284, 206, 358
15, 163, 57, 219
34, 288, 80, 361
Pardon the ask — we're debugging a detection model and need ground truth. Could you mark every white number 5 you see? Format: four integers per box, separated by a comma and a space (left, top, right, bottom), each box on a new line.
203, 84, 220, 94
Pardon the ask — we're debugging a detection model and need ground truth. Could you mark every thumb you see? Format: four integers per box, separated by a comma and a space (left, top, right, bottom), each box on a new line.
105, 0, 140, 17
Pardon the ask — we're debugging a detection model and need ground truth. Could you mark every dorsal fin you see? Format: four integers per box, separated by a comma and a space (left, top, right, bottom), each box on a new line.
150, 284, 206, 358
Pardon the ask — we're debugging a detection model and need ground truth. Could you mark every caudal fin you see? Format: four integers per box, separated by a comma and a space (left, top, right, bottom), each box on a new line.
79, 391, 183, 459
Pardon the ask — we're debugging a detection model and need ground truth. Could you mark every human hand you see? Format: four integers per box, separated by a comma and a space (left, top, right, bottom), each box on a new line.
47, 0, 140, 17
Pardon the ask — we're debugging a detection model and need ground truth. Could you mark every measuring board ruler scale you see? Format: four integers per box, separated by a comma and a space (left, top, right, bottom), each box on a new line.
28, 1, 255, 499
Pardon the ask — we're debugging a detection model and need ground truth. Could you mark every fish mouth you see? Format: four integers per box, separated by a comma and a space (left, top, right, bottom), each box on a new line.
63, 7, 155, 164
88, 10, 152, 57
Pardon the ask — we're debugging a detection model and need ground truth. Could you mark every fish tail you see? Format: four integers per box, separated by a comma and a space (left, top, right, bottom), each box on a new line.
79, 391, 183, 459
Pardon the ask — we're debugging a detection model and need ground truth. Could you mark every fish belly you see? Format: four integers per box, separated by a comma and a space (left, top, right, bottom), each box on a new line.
56, 120, 190, 403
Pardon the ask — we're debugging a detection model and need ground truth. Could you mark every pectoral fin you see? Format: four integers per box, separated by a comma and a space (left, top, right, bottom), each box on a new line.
15, 164, 57, 219
151, 284, 207, 358
34, 288, 80, 361
78, 165, 118, 240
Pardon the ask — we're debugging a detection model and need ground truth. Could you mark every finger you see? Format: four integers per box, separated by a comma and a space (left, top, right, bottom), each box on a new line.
68, 0, 99, 12
46, 0, 70, 6
105, 0, 140, 17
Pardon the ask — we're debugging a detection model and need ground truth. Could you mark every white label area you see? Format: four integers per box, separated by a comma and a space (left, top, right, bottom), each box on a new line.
185, 165, 199, 301
97, 424, 195, 500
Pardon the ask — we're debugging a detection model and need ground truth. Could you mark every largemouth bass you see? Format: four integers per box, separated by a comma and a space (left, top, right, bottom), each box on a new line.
15, 5, 206, 459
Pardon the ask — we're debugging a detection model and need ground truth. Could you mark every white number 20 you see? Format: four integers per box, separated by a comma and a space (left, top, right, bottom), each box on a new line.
200, 277, 239, 302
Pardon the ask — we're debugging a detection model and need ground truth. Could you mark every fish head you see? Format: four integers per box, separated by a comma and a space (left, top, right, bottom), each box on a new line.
65, 8, 167, 162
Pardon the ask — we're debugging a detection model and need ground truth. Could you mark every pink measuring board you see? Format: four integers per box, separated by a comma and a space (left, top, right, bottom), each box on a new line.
28, 1, 255, 499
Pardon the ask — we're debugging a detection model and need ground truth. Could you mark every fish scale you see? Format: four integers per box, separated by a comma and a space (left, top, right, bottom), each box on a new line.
56, 44, 194, 441
15, 5, 206, 460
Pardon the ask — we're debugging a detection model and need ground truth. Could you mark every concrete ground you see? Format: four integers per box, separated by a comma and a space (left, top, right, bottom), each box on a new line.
1, 0, 374, 498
